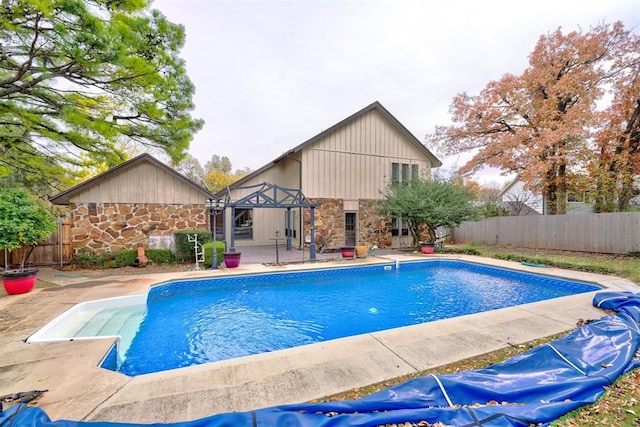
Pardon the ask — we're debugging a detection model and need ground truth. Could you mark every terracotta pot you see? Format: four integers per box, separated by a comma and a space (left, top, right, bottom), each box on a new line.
421, 243, 435, 255
2, 268, 38, 295
340, 246, 356, 259
355, 244, 368, 258
223, 252, 242, 268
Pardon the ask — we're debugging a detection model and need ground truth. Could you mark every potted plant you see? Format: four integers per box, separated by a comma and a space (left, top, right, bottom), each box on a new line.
340, 246, 356, 259
420, 241, 435, 255
355, 242, 368, 258
0, 188, 57, 294
223, 252, 242, 268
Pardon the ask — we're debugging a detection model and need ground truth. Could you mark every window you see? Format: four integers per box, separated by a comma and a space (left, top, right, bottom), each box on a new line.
391, 218, 409, 236
412, 164, 419, 180
392, 162, 419, 184
234, 208, 253, 239
401, 163, 409, 183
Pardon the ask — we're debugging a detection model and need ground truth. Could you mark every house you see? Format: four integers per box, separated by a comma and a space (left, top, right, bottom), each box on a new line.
50, 153, 213, 255
498, 178, 595, 215
219, 101, 442, 250
498, 179, 544, 215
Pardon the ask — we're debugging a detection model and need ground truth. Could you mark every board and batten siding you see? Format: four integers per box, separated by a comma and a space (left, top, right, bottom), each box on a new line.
301, 109, 431, 199
67, 162, 206, 205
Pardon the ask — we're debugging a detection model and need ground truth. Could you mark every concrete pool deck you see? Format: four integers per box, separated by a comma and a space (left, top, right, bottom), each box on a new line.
1, 252, 638, 424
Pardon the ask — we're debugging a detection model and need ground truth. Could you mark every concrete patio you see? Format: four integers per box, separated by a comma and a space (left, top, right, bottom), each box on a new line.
1, 250, 637, 424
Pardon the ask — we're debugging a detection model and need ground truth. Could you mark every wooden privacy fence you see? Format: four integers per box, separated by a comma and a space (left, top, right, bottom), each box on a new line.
453, 212, 640, 255
1, 218, 71, 269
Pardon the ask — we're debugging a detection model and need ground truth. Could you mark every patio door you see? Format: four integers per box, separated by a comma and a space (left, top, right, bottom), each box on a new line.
344, 212, 357, 246
283, 209, 299, 248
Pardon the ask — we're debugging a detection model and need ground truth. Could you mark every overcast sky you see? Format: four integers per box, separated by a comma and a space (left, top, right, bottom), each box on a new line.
151, 0, 639, 186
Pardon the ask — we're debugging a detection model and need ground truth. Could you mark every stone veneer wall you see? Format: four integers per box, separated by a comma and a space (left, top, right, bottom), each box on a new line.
70, 202, 207, 255
304, 198, 393, 248
358, 199, 393, 248
303, 198, 345, 247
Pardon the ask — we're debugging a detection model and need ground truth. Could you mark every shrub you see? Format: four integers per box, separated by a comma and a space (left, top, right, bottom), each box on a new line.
74, 249, 138, 269
0, 187, 58, 269
203, 241, 226, 268
108, 250, 137, 268
75, 249, 109, 268
174, 229, 211, 262
146, 249, 174, 264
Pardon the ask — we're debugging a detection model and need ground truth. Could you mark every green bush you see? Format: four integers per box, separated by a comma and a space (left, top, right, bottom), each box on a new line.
75, 249, 109, 268
174, 229, 212, 262
107, 250, 137, 268
74, 248, 137, 269
146, 249, 174, 264
0, 187, 58, 268
203, 241, 226, 268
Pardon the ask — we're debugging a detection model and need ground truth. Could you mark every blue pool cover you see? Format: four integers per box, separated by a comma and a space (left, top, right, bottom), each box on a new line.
3, 291, 640, 427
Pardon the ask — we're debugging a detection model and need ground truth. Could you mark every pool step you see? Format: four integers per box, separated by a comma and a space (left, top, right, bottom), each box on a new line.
75, 309, 144, 338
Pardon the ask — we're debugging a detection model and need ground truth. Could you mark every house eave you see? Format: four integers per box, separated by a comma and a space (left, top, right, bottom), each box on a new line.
49, 153, 214, 205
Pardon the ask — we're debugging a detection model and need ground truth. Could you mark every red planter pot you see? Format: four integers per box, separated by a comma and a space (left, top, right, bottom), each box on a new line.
421, 244, 435, 255
2, 268, 38, 295
223, 252, 242, 268
341, 246, 356, 259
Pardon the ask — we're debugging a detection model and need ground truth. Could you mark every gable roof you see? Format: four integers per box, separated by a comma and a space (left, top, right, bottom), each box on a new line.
229, 101, 442, 189
50, 153, 213, 205
497, 178, 521, 198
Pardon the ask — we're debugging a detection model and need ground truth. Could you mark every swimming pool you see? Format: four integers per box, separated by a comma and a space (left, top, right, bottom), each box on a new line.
103, 260, 599, 376
28, 260, 601, 377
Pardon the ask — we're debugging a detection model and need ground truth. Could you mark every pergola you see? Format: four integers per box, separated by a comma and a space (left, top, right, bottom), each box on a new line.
218, 182, 317, 260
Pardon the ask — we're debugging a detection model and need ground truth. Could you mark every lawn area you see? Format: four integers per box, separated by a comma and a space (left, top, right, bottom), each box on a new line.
320, 245, 640, 426
474, 244, 640, 285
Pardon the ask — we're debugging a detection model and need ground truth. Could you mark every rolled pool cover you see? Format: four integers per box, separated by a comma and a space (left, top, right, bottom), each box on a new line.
3, 291, 640, 427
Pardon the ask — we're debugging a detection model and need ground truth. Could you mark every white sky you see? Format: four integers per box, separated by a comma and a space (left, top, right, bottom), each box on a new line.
151, 0, 639, 187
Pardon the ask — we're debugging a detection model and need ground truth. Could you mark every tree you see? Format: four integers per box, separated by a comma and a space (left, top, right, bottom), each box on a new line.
379, 176, 477, 247
204, 155, 232, 174
171, 154, 205, 185
591, 61, 640, 212
427, 22, 640, 214
473, 185, 507, 218
204, 169, 240, 192
202, 154, 251, 192
0, 0, 203, 193
0, 187, 57, 269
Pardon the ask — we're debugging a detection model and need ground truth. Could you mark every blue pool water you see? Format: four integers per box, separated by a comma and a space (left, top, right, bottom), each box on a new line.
111, 260, 600, 376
